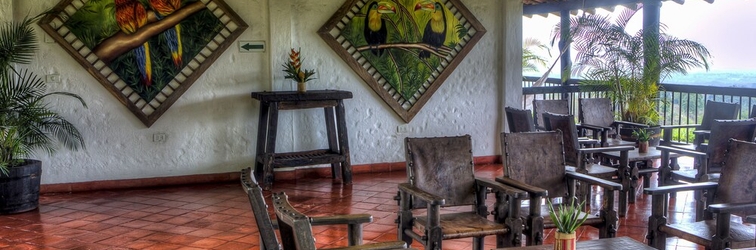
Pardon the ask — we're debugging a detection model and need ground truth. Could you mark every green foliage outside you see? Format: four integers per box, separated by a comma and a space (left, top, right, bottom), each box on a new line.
64, 0, 223, 102
341, 0, 463, 100
559, 7, 710, 126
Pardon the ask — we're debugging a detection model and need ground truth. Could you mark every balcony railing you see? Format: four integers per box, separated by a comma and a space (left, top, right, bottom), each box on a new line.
522, 76, 756, 143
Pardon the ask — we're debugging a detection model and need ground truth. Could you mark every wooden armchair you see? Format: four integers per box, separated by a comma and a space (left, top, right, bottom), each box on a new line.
241, 168, 390, 249
497, 131, 624, 245
656, 119, 756, 220
396, 135, 528, 250
645, 139, 756, 250
505, 106, 536, 133
578, 98, 646, 147
271, 192, 409, 250
533, 99, 570, 131
660, 100, 740, 148
658, 119, 756, 184
542, 112, 636, 216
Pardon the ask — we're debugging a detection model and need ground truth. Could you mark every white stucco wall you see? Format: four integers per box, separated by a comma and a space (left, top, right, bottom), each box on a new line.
7, 0, 520, 185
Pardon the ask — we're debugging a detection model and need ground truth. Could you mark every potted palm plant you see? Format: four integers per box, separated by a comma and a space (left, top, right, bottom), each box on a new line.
0, 16, 87, 214
561, 7, 710, 142
547, 197, 588, 250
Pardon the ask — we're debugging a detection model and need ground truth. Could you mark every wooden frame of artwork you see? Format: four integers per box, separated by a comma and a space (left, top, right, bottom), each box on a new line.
39, 0, 248, 127
318, 0, 486, 123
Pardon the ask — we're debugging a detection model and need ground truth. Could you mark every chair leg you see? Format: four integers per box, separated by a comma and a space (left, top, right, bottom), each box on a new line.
526, 215, 544, 245
647, 193, 668, 250
427, 227, 442, 250
522, 196, 542, 246
599, 188, 618, 238
472, 237, 483, 250
497, 193, 523, 247
711, 212, 733, 250
427, 205, 442, 250
397, 191, 414, 246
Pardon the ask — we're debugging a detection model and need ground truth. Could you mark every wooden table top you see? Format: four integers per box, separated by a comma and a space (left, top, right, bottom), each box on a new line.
493, 236, 655, 250
600, 147, 678, 161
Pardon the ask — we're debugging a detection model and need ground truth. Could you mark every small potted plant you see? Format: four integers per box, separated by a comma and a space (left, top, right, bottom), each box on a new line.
632, 128, 654, 153
282, 48, 316, 93
547, 197, 588, 250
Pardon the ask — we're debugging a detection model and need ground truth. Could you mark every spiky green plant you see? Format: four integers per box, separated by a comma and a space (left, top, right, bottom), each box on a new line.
0, 16, 87, 175
547, 197, 589, 233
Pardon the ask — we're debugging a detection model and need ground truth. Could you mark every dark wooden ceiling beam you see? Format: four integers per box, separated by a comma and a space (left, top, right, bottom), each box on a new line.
524, 0, 646, 15
523, 0, 714, 15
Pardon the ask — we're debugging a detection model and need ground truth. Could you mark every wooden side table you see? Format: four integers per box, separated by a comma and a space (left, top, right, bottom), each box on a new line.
250, 90, 353, 190
600, 148, 679, 217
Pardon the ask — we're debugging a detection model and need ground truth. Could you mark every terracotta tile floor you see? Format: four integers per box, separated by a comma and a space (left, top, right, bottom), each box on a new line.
0, 163, 710, 249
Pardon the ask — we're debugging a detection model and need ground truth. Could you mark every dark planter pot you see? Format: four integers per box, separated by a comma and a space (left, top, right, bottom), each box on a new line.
0, 160, 41, 214
619, 126, 662, 147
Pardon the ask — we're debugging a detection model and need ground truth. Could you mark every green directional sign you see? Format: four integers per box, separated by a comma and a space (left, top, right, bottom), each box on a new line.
239, 41, 265, 52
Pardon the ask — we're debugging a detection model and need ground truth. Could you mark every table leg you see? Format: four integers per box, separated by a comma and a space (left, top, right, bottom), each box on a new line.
324, 106, 341, 183
255, 102, 270, 186
335, 100, 352, 184
628, 162, 639, 204
617, 162, 629, 217
262, 102, 279, 190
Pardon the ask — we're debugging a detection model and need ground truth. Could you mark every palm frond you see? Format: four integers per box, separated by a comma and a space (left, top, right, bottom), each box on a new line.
0, 16, 87, 170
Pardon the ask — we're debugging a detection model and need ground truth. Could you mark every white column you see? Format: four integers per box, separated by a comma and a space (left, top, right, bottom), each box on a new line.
500, 1, 523, 132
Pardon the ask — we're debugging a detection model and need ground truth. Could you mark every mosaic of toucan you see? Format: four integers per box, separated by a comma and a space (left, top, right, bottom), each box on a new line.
415, 0, 447, 59
115, 0, 152, 86
363, 1, 396, 56
147, 0, 183, 69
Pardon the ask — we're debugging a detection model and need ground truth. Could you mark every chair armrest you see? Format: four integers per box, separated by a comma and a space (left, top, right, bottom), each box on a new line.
330, 241, 410, 250
656, 145, 707, 158
579, 145, 635, 154
578, 123, 609, 131
476, 178, 529, 199
614, 120, 650, 128
692, 130, 711, 136
565, 171, 623, 190
746, 215, 756, 224
643, 182, 718, 195
272, 214, 373, 229
708, 202, 756, 214
495, 177, 547, 197
397, 183, 445, 206
311, 214, 373, 226
578, 138, 600, 145
661, 124, 700, 129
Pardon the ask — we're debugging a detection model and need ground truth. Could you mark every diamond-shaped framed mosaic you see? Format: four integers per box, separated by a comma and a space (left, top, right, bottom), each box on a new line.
39, 0, 248, 127
318, 0, 485, 123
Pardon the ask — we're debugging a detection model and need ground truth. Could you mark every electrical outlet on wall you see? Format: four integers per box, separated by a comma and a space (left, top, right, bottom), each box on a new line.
153, 133, 167, 143
397, 124, 411, 134
46, 74, 60, 83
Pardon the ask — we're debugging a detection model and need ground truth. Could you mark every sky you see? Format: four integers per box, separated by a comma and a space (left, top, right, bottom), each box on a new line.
523, 1, 756, 73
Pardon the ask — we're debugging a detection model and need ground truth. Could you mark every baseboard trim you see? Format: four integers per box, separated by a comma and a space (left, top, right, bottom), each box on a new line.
41, 155, 501, 194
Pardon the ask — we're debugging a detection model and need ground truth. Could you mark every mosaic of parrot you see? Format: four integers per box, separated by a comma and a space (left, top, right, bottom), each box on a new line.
363, 1, 395, 56
415, 0, 447, 59
148, 0, 183, 69
115, 0, 152, 86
